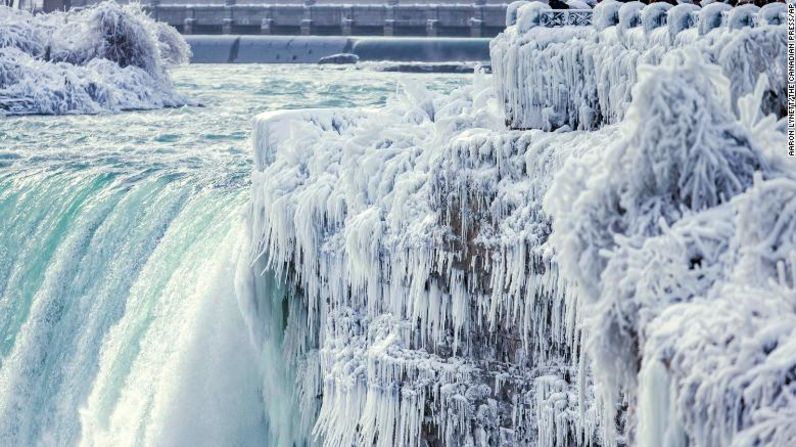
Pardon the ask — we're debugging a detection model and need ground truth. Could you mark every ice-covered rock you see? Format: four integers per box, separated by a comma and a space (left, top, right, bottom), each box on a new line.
318, 53, 360, 65
242, 5, 791, 447
0, 2, 189, 116
243, 69, 617, 446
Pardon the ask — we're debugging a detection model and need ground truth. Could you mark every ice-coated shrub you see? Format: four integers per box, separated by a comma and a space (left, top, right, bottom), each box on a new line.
0, 2, 190, 115
546, 46, 791, 446
491, 2, 787, 130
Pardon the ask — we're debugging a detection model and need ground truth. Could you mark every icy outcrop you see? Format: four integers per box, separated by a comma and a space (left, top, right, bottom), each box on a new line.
244, 72, 613, 446
491, 1, 786, 130
0, 2, 190, 116
243, 7, 792, 447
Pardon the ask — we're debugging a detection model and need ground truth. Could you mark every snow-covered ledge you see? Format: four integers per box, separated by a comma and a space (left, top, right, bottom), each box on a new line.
252, 109, 373, 170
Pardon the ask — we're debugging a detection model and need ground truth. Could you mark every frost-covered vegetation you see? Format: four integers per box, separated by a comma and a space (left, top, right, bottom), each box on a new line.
547, 51, 794, 447
242, 3, 792, 447
492, 1, 786, 130
0, 2, 190, 115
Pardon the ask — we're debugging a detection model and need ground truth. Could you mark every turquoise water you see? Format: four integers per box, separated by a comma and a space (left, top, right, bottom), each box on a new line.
0, 65, 468, 447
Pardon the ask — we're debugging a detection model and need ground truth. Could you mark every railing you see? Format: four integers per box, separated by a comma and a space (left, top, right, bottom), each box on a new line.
535, 9, 592, 27
495, 2, 788, 131
515, 3, 786, 31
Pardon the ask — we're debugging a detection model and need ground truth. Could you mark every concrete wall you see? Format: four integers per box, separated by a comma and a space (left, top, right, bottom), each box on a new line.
351, 37, 490, 61
184, 35, 492, 63
42, 0, 65, 11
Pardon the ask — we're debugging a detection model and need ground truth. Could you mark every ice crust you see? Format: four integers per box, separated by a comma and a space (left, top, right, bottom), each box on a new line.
491, 1, 786, 130
244, 7, 792, 447
0, 3, 189, 116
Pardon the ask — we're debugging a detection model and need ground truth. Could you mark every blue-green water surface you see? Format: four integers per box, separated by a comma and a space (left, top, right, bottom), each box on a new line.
0, 64, 468, 447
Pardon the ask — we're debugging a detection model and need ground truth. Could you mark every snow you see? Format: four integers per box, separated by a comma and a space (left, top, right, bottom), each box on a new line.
565, 1, 591, 10
759, 3, 786, 26
506, 1, 530, 27
546, 46, 794, 447
617, 2, 644, 35
592, 0, 622, 31
698, 3, 731, 36
666, 4, 700, 39
491, 2, 786, 130
241, 5, 792, 447
640, 3, 671, 35
728, 4, 759, 30
0, 2, 189, 116
517, 3, 552, 35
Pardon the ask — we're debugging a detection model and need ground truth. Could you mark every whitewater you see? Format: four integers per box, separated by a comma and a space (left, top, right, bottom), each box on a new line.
0, 63, 468, 446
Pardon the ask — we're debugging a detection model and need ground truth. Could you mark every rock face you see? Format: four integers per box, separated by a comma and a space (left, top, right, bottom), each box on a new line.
241, 3, 793, 447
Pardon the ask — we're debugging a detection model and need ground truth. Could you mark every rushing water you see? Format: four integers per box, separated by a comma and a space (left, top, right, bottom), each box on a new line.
0, 64, 468, 447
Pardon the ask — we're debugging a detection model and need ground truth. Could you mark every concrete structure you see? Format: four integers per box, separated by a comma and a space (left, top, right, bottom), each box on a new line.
146, 2, 507, 37
15, 0, 507, 37
184, 35, 492, 62
17, 0, 508, 37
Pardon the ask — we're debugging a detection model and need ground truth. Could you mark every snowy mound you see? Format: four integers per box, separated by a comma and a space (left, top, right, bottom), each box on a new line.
0, 2, 190, 116
491, 2, 786, 130
243, 31, 792, 447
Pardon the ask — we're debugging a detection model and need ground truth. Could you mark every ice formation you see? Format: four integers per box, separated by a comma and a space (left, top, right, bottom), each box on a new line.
547, 50, 794, 447
490, 0, 786, 130
0, 2, 190, 115
241, 3, 791, 447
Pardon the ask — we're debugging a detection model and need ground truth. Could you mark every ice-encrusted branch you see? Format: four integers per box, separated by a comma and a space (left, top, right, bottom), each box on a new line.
546, 48, 794, 447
